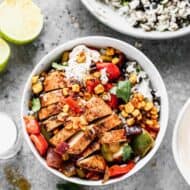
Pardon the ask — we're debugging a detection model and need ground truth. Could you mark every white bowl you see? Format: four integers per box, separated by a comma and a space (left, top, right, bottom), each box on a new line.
21, 36, 169, 186
172, 99, 190, 185
81, 0, 190, 40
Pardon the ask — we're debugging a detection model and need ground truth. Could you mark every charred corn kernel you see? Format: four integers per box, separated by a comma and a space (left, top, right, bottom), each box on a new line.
150, 107, 158, 114
76, 52, 86, 63
125, 102, 134, 113
137, 113, 142, 121
62, 88, 69, 96
84, 92, 91, 100
62, 51, 70, 62
151, 114, 158, 119
112, 57, 119, 64
126, 118, 135, 126
144, 102, 154, 111
32, 82, 43, 94
100, 55, 112, 62
63, 104, 69, 113
121, 110, 128, 118
135, 93, 144, 101
62, 153, 69, 161
53, 129, 59, 135
93, 71, 101, 78
94, 84, 104, 94
32, 75, 39, 84
132, 109, 140, 117
129, 73, 137, 84
106, 47, 115, 56
146, 119, 154, 126
72, 84, 80, 92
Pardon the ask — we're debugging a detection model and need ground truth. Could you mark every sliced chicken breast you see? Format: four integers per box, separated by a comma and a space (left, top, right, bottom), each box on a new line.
77, 155, 106, 173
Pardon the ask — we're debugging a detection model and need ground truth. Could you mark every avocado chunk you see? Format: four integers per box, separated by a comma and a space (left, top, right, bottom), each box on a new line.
131, 130, 154, 157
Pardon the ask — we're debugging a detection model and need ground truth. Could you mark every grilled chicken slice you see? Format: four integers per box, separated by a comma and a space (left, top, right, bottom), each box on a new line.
43, 71, 65, 92
94, 113, 121, 135
49, 117, 84, 146
38, 104, 62, 120
77, 155, 106, 173
43, 113, 67, 132
80, 142, 100, 159
67, 125, 96, 155
40, 89, 63, 107
100, 129, 127, 144
85, 96, 112, 122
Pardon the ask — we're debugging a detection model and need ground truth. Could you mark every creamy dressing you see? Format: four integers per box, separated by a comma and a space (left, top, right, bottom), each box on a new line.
64, 45, 101, 82
0, 113, 17, 156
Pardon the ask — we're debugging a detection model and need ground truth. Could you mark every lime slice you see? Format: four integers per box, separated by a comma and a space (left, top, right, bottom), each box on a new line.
0, 0, 43, 45
0, 38, 10, 72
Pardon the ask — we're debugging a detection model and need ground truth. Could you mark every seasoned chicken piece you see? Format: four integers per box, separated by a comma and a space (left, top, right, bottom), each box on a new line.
85, 96, 112, 122
80, 142, 100, 159
77, 155, 106, 173
49, 117, 84, 146
40, 89, 63, 107
38, 104, 62, 120
100, 129, 127, 144
67, 125, 96, 155
43, 71, 65, 92
43, 113, 67, 132
94, 113, 121, 135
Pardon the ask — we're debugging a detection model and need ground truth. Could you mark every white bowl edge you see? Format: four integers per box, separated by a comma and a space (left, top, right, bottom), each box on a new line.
21, 36, 169, 186
172, 98, 190, 186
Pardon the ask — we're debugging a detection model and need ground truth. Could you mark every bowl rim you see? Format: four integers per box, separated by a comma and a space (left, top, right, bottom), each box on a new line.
80, 0, 190, 40
172, 98, 190, 186
21, 36, 169, 186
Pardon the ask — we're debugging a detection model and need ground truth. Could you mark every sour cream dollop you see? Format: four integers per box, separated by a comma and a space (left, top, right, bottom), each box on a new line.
64, 45, 101, 82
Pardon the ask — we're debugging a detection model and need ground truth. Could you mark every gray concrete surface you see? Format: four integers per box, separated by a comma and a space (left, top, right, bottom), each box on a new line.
0, 0, 190, 189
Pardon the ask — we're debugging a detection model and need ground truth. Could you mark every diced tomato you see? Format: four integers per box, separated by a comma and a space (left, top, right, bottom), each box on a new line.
96, 62, 121, 80
65, 96, 83, 114
86, 79, 100, 93
30, 134, 48, 156
108, 161, 135, 177
104, 83, 113, 92
107, 94, 118, 109
24, 116, 40, 134
55, 141, 69, 155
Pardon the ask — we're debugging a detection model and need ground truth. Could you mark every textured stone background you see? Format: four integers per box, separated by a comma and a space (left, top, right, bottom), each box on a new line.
0, 0, 190, 189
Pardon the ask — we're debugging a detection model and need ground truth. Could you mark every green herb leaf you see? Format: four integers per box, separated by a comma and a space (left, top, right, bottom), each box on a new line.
122, 144, 133, 162
52, 62, 65, 70
31, 98, 41, 112
113, 80, 131, 102
56, 183, 81, 190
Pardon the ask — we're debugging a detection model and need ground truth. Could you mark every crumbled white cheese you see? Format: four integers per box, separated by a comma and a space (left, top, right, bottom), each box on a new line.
100, 68, 109, 84
64, 45, 101, 82
126, 61, 137, 73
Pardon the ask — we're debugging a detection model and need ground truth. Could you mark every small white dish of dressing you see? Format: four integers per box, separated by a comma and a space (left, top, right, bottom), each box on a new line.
173, 99, 190, 185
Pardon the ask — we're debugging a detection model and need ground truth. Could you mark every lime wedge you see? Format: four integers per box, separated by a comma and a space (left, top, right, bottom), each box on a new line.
0, 0, 43, 45
0, 38, 10, 72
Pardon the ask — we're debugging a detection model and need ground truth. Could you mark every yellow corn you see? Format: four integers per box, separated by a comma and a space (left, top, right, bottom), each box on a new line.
112, 57, 119, 64
132, 109, 140, 117
76, 52, 86, 63
72, 84, 80, 92
126, 118, 135, 126
63, 104, 69, 113
125, 102, 134, 113
32, 82, 43, 94
62, 51, 70, 62
144, 102, 154, 111
129, 73, 137, 84
106, 47, 115, 56
121, 110, 128, 118
93, 71, 101, 78
32, 75, 39, 84
94, 84, 104, 94
62, 88, 69, 96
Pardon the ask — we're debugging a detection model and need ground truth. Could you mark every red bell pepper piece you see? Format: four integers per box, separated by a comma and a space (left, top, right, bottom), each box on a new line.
108, 162, 135, 177
24, 116, 40, 134
86, 79, 100, 93
104, 83, 113, 92
96, 62, 121, 80
30, 133, 48, 156
107, 94, 118, 109
65, 96, 83, 114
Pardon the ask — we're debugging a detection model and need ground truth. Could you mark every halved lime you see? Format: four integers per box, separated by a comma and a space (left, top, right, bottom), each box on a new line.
0, 0, 43, 45
0, 38, 10, 73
